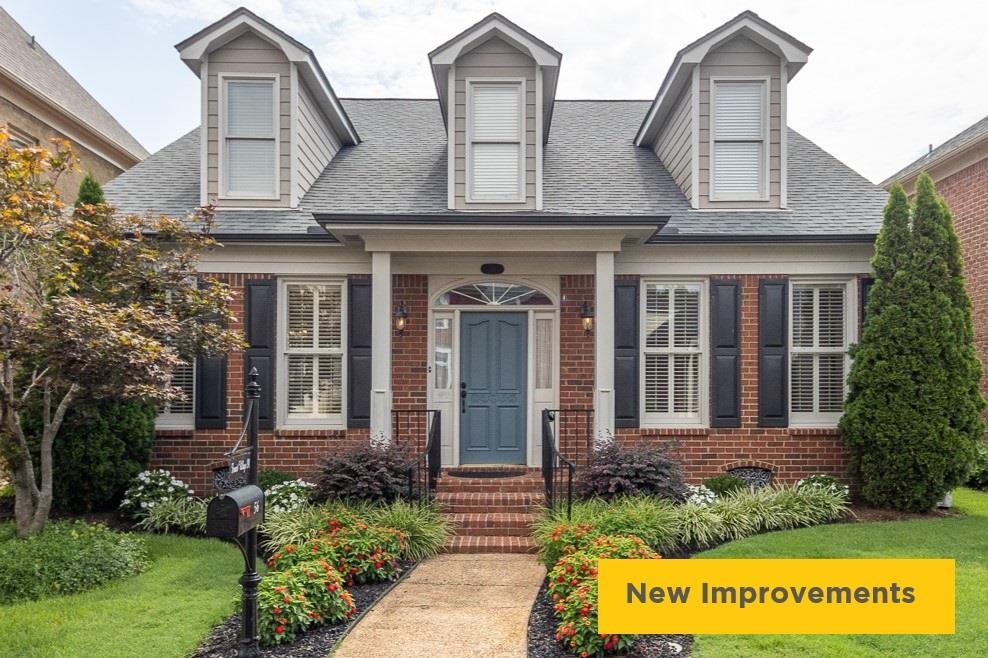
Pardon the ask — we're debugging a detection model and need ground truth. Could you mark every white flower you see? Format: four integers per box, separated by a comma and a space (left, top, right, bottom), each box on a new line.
140, 501, 148, 508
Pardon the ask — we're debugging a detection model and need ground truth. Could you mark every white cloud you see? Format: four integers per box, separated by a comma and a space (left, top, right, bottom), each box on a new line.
123, 0, 988, 183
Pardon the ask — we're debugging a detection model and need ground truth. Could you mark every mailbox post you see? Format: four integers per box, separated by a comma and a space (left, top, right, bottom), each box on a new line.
205, 367, 263, 658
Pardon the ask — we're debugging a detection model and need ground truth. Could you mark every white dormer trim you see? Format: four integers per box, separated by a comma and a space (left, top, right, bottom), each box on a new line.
176, 7, 358, 147
429, 13, 560, 141
635, 11, 811, 148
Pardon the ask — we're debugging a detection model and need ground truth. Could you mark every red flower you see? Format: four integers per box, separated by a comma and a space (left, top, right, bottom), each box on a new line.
272, 606, 281, 614
275, 625, 284, 635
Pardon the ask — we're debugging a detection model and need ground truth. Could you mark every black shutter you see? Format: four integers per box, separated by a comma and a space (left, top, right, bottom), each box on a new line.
710, 279, 741, 427
758, 279, 789, 427
195, 354, 227, 430
245, 279, 276, 430
348, 279, 372, 428
860, 277, 875, 326
614, 280, 639, 428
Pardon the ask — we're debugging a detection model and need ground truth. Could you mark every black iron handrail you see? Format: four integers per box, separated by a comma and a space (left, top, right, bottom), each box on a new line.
391, 409, 441, 502
541, 409, 577, 519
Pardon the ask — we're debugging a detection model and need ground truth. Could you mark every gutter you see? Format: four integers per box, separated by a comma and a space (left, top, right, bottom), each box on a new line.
314, 213, 670, 228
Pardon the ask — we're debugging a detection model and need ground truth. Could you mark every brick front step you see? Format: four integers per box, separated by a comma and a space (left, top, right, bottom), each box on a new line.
435, 491, 545, 514
447, 513, 539, 536
437, 475, 543, 491
444, 535, 537, 554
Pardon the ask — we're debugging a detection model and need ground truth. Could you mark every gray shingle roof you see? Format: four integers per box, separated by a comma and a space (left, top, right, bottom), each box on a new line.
0, 7, 148, 161
103, 129, 328, 240
882, 114, 988, 187
105, 98, 886, 241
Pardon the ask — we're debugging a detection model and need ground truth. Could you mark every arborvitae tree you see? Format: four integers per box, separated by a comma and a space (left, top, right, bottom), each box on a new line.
841, 175, 985, 511
75, 172, 104, 206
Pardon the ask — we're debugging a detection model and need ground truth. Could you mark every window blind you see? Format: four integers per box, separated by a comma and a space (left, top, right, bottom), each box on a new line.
644, 283, 702, 419
224, 78, 277, 197
285, 283, 343, 418
712, 81, 765, 197
791, 285, 847, 416
469, 83, 522, 200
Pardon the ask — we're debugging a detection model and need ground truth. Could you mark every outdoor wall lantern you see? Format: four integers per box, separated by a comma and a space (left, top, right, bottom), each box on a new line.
394, 301, 409, 335
580, 302, 594, 335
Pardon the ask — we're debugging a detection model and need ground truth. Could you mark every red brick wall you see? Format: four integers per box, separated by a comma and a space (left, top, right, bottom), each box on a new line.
391, 275, 429, 410
933, 159, 988, 405
610, 274, 848, 484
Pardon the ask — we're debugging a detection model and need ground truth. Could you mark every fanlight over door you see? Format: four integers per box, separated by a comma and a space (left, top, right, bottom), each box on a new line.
436, 282, 553, 307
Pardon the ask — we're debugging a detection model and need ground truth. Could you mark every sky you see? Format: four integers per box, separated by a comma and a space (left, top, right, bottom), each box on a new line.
4, 0, 988, 184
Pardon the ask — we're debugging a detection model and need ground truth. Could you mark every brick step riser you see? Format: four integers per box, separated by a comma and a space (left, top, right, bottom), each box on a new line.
444, 536, 537, 554
453, 526, 533, 537
441, 504, 539, 514
437, 483, 543, 493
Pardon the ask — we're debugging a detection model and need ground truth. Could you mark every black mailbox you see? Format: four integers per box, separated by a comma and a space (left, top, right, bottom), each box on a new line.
206, 485, 265, 538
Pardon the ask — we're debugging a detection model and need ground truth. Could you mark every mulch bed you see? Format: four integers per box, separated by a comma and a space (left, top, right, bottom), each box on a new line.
191, 560, 415, 658
528, 579, 692, 658
843, 505, 957, 523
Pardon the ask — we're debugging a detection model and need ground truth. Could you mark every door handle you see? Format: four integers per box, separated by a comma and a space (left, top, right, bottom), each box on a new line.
460, 382, 467, 414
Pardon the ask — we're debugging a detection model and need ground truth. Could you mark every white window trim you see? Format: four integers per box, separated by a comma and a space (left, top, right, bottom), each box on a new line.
709, 76, 770, 203
465, 77, 526, 204
157, 360, 195, 429
218, 73, 281, 201
640, 278, 709, 428
788, 278, 857, 428
277, 278, 347, 429
4, 123, 37, 149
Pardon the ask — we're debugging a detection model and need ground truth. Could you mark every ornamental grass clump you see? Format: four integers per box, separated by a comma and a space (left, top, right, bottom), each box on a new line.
365, 500, 452, 561
257, 559, 355, 646
137, 497, 207, 535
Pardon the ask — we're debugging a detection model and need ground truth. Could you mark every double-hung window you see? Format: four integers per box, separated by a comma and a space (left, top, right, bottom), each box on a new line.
642, 282, 705, 425
281, 281, 345, 426
222, 77, 278, 199
711, 80, 768, 200
158, 361, 195, 428
790, 282, 853, 425
467, 81, 524, 202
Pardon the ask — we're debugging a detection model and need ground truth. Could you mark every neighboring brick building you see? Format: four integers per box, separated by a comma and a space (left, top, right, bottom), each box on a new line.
883, 117, 988, 405
105, 8, 888, 495
0, 7, 147, 198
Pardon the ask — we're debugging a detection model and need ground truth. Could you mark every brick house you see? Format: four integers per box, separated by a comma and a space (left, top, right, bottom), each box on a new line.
104, 8, 887, 497
0, 7, 147, 198
883, 117, 988, 405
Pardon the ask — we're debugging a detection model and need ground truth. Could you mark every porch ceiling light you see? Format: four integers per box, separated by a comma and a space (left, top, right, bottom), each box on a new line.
580, 302, 594, 335
394, 301, 409, 335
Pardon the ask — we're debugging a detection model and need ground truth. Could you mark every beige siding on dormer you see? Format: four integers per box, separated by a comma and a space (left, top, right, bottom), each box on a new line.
453, 37, 536, 210
653, 86, 693, 202
296, 83, 341, 200
697, 35, 782, 209
206, 32, 291, 208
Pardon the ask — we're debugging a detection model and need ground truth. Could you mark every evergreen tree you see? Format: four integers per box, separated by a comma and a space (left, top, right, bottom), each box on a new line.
75, 172, 104, 206
841, 175, 985, 511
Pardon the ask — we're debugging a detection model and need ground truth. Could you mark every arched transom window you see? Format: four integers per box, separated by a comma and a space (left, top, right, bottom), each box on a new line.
436, 282, 553, 307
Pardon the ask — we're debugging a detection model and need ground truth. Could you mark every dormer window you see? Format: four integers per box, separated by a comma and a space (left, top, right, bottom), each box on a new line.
710, 79, 768, 201
467, 81, 525, 203
221, 76, 278, 199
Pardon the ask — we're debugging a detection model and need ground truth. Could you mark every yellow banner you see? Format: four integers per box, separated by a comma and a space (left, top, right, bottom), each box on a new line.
598, 559, 954, 634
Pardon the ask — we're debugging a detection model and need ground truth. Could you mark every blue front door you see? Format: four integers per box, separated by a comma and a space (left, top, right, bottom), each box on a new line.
459, 312, 528, 465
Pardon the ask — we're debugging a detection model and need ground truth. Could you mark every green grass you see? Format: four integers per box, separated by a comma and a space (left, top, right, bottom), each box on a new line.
0, 533, 244, 658
692, 488, 988, 658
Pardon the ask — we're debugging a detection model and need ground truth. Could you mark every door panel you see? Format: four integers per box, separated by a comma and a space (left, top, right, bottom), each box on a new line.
459, 312, 528, 464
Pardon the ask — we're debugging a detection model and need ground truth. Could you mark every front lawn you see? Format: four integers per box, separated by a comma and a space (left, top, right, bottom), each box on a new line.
692, 487, 988, 658
0, 533, 243, 658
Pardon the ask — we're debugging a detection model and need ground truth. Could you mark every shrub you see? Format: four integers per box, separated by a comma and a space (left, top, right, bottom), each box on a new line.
547, 535, 657, 601
257, 559, 355, 646
576, 442, 686, 502
966, 442, 988, 490
119, 469, 193, 520
259, 469, 297, 491
365, 500, 452, 561
554, 579, 634, 657
676, 501, 727, 549
796, 474, 850, 500
268, 519, 406, 585
23, 398, 156, 513
137, 498, 207, 535
841, 177, 985, 512
686, 484, 716, 506
703, 474, 747, 497
265, 479, 317, 514
0, 521, 148, 604
316, 444, 412, 504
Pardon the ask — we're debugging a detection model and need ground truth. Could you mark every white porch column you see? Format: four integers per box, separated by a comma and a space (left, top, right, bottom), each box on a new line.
595, 251, 616, 440
370, 251, 392, 441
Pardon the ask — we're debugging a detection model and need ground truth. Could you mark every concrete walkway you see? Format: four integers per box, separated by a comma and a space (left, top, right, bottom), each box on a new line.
333, 554, 545, 658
